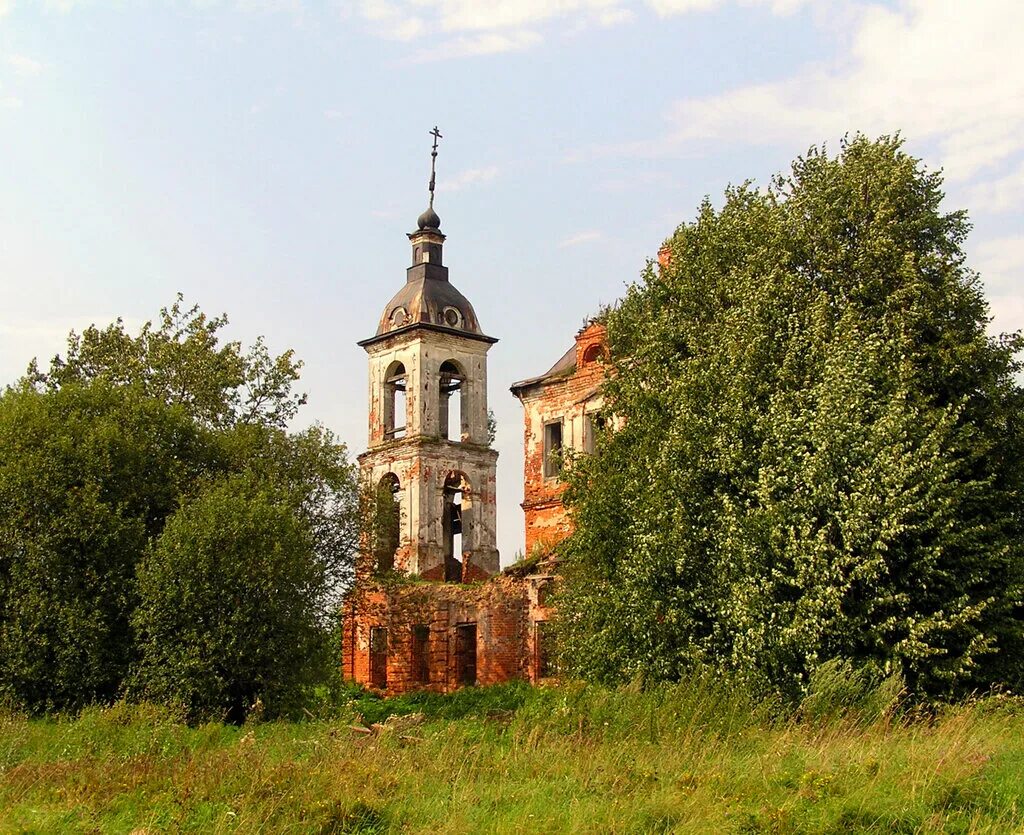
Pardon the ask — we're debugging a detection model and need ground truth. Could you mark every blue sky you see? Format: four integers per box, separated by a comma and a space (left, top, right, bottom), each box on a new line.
2, 0, 1022, 561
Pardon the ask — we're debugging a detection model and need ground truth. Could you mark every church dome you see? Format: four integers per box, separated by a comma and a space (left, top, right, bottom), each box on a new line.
376, 276, 484, 337
417, 206, 441, 230
359, 197, 495, 346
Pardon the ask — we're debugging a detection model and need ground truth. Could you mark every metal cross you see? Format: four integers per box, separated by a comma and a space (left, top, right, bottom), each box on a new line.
428, 126, 442, 208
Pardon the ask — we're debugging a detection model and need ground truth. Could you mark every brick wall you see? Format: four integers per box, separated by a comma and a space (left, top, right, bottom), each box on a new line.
341, 574, 549, 694
513, 322, 608, 554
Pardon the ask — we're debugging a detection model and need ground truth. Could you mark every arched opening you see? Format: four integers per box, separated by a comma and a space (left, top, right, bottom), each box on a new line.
373, 473, 401, 572
582, 343, 605, 365
443, 471, 471, 582
439, 360, 465, 442
384, 361, 407, 440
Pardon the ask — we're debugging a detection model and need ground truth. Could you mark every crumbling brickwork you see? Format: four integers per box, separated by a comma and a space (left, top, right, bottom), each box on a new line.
341, 572, 557, 693
510, 322, 608, 554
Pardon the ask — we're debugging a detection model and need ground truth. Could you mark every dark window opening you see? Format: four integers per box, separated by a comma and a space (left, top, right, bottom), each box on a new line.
373, 474, 401, 573
455, 623, 477, 686
384, 362, 407, 440
543, 420, 563, 478
536, 578, 554, 607
582, 343, 604, 364
370, 626, 388, 689
439, 360, 464, 442
411, 625, 430, 684
443, 472, 469, 583
535, 621, 553, 679
583, 413, 606, 455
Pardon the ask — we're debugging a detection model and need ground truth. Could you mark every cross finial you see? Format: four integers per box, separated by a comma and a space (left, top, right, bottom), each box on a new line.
428, 126, 442, 209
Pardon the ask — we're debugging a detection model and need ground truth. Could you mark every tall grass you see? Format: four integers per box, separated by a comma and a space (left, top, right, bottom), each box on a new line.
1, 676, 1022, 833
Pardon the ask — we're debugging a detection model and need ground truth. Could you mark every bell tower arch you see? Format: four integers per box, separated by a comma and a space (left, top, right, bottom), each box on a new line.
357, 198, 499, 581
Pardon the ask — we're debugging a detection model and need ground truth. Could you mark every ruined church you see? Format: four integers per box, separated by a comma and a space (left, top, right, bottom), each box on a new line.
341, 140, 607, 693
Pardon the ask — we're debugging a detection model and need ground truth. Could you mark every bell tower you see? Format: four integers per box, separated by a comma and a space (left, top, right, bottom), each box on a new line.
357, 131, 499, 581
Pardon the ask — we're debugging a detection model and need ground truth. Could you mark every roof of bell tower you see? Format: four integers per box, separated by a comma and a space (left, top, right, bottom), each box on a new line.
360, 220, 497, 347
359, 131, 496, 348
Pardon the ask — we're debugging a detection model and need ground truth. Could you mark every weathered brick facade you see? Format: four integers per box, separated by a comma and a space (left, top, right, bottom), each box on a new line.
510, 322, 608, 554
341, 571, 556, 693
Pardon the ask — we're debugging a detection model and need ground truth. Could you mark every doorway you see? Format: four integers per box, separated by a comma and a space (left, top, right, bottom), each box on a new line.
454, 624, 477, 686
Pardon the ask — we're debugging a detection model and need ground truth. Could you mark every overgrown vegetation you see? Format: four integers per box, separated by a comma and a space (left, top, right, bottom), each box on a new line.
558, 135, 1024, 701
0, 298, 359, 719
2, 680, 1023, 833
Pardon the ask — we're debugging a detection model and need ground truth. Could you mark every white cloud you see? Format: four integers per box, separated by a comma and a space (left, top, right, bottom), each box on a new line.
44, 0, 85, 11
975, 236, 1024, 288
8, 54, 43, 75
597, 6, 635, 24
0, 95, 22, 108
437, 165, 500, 191
235, 0, 305, 11
360, 0, 426, 40
967, 161, 1024, 214
418, 29, 541, 59
361, 0, 804, 53
646, 0, 719, 14
559, 230, 602, 247
425, 0, 627, 33
974, 236, 1024, 336
607, 0, 1024, 194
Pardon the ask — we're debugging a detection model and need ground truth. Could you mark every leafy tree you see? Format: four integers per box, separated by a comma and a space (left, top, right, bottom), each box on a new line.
218, 422, 360, 610
131, 474, 329, 722
0, 381, 212, 710
0, 300, 357, 714
28, 294, 306, 428
368, 476, 402, 573
557, 135, 1024, 699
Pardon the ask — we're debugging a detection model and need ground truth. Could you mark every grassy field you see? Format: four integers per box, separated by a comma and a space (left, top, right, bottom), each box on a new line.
1, 677, 1023, 834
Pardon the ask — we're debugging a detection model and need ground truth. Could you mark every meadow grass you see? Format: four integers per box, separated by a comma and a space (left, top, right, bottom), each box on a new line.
1, 678, 1023, 833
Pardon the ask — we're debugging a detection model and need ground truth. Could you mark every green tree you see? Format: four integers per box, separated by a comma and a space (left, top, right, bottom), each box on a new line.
557, 135, 1024, 699
218, 422, 360, 608
0, 300, 357, 714
28, 294, 306, 428
0, 381, 212, 710
131, 474, 328, 722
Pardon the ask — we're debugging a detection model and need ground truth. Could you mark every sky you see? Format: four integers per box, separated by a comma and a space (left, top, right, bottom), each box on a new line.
1, 0, 1022, 562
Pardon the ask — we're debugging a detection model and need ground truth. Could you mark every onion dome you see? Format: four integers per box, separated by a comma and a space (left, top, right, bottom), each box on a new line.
417, 206, 441, 230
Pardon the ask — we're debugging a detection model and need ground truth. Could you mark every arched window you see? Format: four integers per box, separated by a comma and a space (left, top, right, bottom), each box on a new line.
384, 361, 406, 439
582, 343, 605, 365
373, 473, 401, 572
443, 471, 471, 582
439, 360, 466, 442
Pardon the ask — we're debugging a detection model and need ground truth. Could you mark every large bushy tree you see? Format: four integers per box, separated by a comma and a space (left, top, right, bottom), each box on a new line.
132, 474, 327, 722
557, 135, 1024, 699
0, 381, 210, 710
0, 299, 358, 716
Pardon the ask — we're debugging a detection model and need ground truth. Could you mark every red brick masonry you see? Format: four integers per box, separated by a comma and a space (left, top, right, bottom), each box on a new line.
342, 572, 555, 694
513, 322, 608, 554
